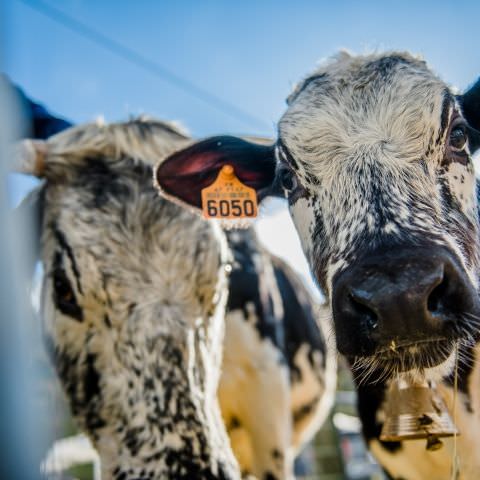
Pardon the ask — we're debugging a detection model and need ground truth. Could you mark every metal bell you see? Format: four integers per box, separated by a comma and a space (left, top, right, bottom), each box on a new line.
380, 379, 459, 444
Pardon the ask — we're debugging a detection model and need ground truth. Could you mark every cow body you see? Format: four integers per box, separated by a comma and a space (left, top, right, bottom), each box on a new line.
154, 52, 480, 479
17, 118, 334, 479
221, 229, 335, 479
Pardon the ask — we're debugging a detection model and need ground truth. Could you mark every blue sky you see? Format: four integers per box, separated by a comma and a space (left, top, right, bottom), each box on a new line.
3, 0, 480, 291
5, 0, 479, 137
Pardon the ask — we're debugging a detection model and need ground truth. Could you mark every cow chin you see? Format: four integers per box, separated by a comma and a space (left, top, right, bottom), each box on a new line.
350, 339, 459, 385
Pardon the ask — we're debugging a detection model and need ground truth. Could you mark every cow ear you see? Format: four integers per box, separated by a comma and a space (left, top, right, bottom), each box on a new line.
461, 79, 480, 152
11, 139, 48, 177
154, 135, 277, 212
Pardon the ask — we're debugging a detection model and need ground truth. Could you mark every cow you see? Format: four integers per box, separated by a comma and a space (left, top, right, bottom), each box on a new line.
154, 51, 480, 479
13, 117, 335, 479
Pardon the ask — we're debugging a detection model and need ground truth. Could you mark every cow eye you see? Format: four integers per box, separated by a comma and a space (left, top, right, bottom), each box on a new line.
279, 167, 298, 194
54, 269, 74, 303
52, 267, 83, 321
449, 125, 468, 152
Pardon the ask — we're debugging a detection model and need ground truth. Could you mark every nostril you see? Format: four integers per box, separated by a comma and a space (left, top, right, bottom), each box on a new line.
427, 274, 449, 316
348, 292, 378, 331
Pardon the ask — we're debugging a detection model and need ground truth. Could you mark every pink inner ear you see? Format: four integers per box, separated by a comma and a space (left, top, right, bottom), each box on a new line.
159, 151, 223, 177
156, 151, 226, 208
155, 136, 276, 208
158, 156, 267, 208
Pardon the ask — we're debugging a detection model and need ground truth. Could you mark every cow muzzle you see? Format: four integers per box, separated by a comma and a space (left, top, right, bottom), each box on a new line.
332, 246, 480, 370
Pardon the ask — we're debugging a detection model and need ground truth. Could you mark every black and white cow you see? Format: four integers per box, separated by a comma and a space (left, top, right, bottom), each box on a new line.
14, 117, 334, 479
154, 52, 480, 479
221, 229, 335, 479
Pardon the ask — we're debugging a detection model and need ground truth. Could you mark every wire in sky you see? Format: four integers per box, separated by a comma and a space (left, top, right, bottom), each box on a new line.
18, 0, 271, 131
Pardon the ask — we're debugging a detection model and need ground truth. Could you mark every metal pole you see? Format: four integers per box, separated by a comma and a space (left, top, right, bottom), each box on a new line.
0, 5, 45, 479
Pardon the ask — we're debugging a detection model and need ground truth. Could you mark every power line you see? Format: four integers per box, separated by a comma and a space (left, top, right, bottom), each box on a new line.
18, 0, 270, 131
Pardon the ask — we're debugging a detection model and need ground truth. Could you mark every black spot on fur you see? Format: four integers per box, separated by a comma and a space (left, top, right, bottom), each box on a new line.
271, 448, 282, 460
103, 314, 112, 327
45, 333, 106, 437
228, 416, 242, 431
124, 426, 144, 456
54, 227, 83, 294
437, 91, 454, 145
311, 204, 329, 293
227, 229, 327, 388
272, 256, 326, 383
84, 353, 100, 404
78, 157, 131, 209
362, 55, 411, 81
226, 230, 284, 350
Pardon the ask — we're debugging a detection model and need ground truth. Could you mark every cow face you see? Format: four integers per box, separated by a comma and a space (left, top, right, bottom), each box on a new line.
15, 120, 240, 478
155, 52, 480, 383
277, 52, 480, 379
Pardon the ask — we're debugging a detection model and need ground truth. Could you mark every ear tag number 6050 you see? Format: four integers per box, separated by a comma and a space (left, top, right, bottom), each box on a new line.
201, 165, 258, 220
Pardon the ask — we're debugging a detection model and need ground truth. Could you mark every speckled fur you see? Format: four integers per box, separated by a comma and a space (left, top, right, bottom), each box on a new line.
280, 52, 479, 295
36, 119, 239, 479
221, 230, 335, 479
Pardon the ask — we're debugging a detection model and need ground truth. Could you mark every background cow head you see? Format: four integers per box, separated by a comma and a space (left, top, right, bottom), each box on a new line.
155, 51, 480, 383
14, 119, 240, 479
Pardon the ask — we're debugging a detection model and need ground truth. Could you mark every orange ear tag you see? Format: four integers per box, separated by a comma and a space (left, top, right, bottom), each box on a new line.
201, 165, 258, 226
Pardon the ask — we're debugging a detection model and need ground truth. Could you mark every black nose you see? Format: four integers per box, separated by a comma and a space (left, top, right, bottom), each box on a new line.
332, 246, 479, 356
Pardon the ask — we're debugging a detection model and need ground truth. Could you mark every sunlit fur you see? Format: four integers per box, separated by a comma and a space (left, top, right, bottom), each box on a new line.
277, 51, 480, 479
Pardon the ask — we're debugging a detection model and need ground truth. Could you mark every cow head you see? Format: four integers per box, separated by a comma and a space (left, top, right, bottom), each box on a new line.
155, 52, 480, 383
14, 119, 240, 479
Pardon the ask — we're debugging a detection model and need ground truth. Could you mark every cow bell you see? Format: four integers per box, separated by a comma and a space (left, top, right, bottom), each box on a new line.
380, 379, 459, 449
